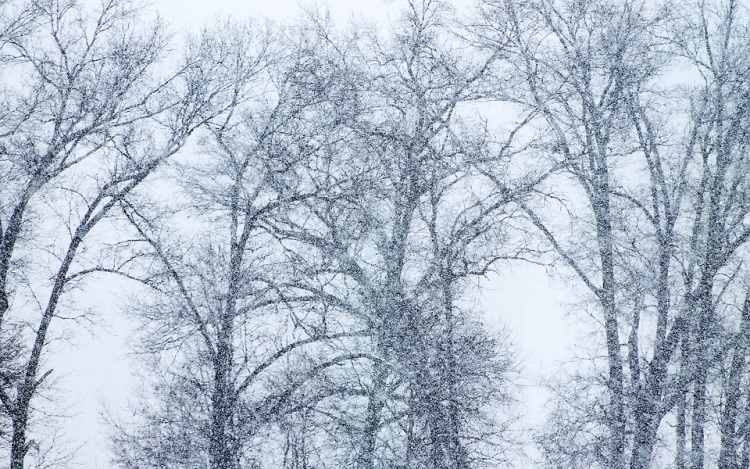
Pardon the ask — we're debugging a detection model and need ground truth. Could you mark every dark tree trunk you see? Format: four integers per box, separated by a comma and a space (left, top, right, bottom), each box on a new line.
594, 188, 626, 469
359, 362, 387, 469
10, 413, 28, 469
718, 297, 750, 469
210, 333, 237, 469
691, 277, 717, 469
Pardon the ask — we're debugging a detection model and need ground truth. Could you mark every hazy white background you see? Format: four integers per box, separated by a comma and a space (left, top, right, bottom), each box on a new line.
50, 1, 579, 467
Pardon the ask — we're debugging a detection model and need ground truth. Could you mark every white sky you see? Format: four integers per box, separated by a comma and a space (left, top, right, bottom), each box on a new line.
49, 1, 578, 468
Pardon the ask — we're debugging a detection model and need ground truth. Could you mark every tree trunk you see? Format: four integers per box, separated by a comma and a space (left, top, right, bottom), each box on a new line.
10, 412, 29, 469
677, 387, 688, 469
738, 385, 750, 469
677, 324, 691, 469
691, 353, 708, 469
718, 296, 750, 469
443, 282, 468, 469
631, 409, 657, 469
594, 189, 626, 469
210, 332, 236, 469
691, 279, 716, 469
211, 251, 237, 469
359, 362, 387, 469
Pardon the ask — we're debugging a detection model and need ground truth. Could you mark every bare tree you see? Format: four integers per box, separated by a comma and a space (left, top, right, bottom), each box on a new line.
261, 2, 522, 468
472, 1, 750, 468
667, 2, 750, 468
107, 18, 376, 469
476, 0, 682, 467
0, 0, 237, 466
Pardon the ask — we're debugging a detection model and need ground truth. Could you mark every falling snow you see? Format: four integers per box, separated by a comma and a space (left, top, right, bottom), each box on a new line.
2, 1, 750, 468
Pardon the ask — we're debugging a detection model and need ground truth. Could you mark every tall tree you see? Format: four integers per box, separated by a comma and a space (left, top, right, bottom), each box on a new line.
265, 2, 520, 468
0, 0, 236, 466
669, 2, 750, 467
476, 0, 680, 467
475, 1, 750, 468
108, 18, 370, 469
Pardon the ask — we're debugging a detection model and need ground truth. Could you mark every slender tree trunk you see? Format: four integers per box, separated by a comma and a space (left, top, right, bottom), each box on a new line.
691, 351, 708, 469
594, 189, 626, 469
718, 296, 750, 469
691, 279, 716, 469
443, 280, 468, 469
210, 328, 236, 469
677, 389, 688, 469
631, 398, 657, 469
676, 323, 692, 469
738, 385, 750, 469
359, 361, 387, 469
210, 186, 243, 469
10, 412, 28, 469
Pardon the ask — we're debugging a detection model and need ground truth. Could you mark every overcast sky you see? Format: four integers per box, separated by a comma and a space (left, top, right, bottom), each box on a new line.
51, 2, 579, 468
